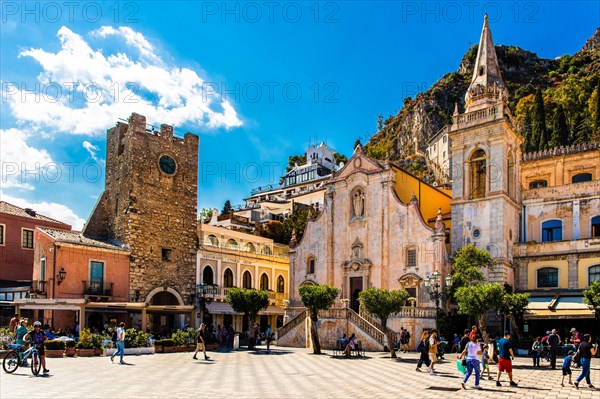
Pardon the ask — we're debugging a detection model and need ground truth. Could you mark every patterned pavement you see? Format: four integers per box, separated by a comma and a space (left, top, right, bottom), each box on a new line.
1, 346, 599, 398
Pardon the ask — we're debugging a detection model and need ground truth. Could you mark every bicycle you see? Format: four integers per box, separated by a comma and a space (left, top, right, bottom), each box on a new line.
2, 342, 42, 376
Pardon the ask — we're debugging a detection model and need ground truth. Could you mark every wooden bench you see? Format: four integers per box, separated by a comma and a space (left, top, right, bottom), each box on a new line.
333, 339, 364, 357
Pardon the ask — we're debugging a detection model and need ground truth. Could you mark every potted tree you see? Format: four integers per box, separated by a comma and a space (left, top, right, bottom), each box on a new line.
65, 340, 76, 357
91, 333, 104, 356
172, 330, 187, 352
76, 328, 95, 357
45, 339, 66, 358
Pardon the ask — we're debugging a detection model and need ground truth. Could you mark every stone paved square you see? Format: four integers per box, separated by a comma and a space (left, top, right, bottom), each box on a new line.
1, 347, 599, 399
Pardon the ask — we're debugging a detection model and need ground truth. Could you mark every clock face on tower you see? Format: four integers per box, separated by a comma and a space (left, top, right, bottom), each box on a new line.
158, 155, 177, 175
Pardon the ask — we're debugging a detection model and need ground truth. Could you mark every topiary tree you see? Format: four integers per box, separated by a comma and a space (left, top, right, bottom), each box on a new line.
359, 288, 409, 358
226, 288, 269, 350
454, 283, 505, 342
298, 284, 339, 354
583, 280, 600, 313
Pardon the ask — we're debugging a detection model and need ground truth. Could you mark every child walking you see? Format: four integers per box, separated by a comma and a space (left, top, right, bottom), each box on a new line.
480, 343, 492, 380
561, 351, 575, 386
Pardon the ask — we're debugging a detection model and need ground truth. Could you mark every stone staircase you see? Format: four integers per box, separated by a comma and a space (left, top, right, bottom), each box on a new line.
277, 307, 399, 349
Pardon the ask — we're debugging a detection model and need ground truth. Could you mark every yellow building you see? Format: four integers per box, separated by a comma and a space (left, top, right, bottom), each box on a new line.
197, 224, 290, 334
514, 143, 600, 335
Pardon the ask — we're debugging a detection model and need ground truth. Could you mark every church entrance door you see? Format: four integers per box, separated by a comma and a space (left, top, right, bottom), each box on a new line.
350, 277, 363, 312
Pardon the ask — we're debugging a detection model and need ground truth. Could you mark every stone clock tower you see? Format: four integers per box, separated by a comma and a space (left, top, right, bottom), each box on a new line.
84, 112, 199, 306
449, 16, 522, 285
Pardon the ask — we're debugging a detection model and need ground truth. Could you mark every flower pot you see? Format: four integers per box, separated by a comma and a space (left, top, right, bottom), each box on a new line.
123, 348, 140, 355
76, 349, 95, 357
94, 348, 103, 356
139, 347, 155, 355
45, 349, 64, 358
65, 347, 76, 357
154, 346, 164, 353
187, 345, 195, 352
163, 346, 174, 353
175, 346, 187, 352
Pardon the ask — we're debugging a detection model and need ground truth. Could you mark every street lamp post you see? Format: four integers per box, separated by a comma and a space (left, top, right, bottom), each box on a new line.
195, 283, 218, 326
423, 272, 453, 333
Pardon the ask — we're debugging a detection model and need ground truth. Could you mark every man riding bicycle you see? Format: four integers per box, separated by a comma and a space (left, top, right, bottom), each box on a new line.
23, 321, 49, 374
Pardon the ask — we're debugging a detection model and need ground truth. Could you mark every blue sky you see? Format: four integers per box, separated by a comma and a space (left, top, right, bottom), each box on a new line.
1, 1, 598, 229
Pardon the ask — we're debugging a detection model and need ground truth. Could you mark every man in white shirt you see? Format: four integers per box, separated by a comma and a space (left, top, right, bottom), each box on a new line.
110, 322, 126, 364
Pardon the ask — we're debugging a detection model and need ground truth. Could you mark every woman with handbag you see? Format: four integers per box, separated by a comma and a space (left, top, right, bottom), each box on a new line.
458, 333, 483, 390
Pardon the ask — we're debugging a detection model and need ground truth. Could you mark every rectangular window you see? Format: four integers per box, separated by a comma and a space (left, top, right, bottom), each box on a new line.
0, 224, 4, 245
40, 257, 46, 281
407, 249, 417, 267
405, 288, 417, 303
22, 229, 34, 249
308, 259, 315, 274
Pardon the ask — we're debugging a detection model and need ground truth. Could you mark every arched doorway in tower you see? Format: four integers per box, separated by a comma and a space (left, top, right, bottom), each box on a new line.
149, 291, 180, 335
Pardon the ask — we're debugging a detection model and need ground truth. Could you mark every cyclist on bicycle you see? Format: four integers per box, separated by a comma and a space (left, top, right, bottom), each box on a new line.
23, 321, 49, 374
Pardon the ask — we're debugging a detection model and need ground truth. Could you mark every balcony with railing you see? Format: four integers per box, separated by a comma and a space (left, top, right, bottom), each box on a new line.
82, 280, 114, 299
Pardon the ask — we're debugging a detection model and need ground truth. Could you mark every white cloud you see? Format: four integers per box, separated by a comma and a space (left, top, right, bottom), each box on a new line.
7, 26, 243, 135
82, 141, 100, 162
0, 128, 53, 190
0, 191, 86, 230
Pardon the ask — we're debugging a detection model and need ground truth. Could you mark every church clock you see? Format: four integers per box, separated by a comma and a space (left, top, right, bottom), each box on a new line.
158, 155, 177, 175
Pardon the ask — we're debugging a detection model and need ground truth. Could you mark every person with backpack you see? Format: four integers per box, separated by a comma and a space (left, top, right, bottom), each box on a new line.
547, 329, 561, 369
415, 330, 432, 373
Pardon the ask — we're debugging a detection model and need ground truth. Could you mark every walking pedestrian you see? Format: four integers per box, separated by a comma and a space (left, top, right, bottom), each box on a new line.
459, 333, 482, 390
469, 325, 480, 342
532, 336, 543, 367
9, 314, 19, 337
496, 331, 518, 387
547, 328, 561, 369
480, 343, 492, 380
573, 334, 597, 389
110, 322, 126, 364
193, 323, 210, 360
415, 331, 431, 373
429, 330, 440, 373
561, 350, 575, 386
265, 324, 272, 353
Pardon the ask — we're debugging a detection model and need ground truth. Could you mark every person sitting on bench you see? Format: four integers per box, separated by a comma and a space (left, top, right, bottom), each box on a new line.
344, 334, 358, 357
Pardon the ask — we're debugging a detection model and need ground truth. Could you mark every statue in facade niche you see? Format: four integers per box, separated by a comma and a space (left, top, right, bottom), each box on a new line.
352, 189, 365, 219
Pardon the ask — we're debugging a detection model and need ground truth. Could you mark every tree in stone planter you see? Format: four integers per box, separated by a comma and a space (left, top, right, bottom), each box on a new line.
498, 292, 530, 341
359, 288, 409, 359
226, 288, 270, 350
454, 283, 505, 342
298, 284, 339, 355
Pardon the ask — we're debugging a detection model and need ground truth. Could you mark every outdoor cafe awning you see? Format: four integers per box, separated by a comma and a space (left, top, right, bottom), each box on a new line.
206, 301, 240, 315
524, 294, 595, 320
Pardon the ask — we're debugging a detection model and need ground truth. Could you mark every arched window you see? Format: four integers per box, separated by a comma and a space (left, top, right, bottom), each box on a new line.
307, 257, 316, 274
243, 242, 256, 252
207, 235, 219, 246
572, 173, 592, 183
260, 273, 269, 290
589, 265, 600, 285
242, 271, 252, 289
223, 269, 234, 288
225, 238, 238, 250
470, 149, 486, 199
529, 180, 548, 189
277, 275, 285, 293
262, 246, 272, 255
591, 216, 600, 238
507, 153, 515, 199
542, 220, 562, 242
537, 267, 558, 288
202, 266, 214, 285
